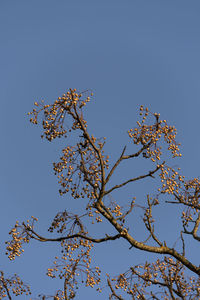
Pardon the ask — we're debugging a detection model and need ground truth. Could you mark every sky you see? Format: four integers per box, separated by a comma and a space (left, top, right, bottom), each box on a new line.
1, 0, 200, 299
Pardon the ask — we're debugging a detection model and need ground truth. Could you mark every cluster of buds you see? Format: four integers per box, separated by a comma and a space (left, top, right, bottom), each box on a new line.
47, 238, 101, 295
158, 165, 185, 195
128, 105, 181, 162
0, 271, 31, 298
5, 217, 37, 260
28, 89, 92, 141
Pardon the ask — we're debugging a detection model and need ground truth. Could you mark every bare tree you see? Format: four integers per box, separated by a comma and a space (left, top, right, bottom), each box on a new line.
3, 89, 200, 299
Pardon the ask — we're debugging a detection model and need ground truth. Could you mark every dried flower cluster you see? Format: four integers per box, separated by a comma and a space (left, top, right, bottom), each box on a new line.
47, 238, 101, 298
0, 271, 31, 299
128, 105, 181, 161
5, 217, 38, 261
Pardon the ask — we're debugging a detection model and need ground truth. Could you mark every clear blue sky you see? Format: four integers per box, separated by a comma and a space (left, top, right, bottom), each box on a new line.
1, 1, 200, 299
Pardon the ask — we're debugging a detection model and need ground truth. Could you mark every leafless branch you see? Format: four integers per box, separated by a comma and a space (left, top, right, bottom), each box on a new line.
183, 212, 200, 242
23, 223, 121, 244
105, 164, 162, 196
107, 277, 124, 300
143, 195, 163, 247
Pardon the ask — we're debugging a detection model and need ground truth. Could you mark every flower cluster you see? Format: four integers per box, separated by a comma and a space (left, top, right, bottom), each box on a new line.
47, 238, 101, 297
48, 211, 85, 235
5, 222, 27, 261
5, 217, 38, 260
128, 105, 181, 162
111, 205, 123, 217
0, 271, 31, 298
158, 165, 185, 195
28, 89, 92, 141
53, 139, 108, 200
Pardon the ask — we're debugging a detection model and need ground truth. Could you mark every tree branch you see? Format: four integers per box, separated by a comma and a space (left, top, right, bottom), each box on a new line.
122, 143, 151, 160
107, 277, 124, 300
105, 146, 126, 184
94, 202, 200, 276
105, 164, 162, 196
183, 212, 200, 242
144, 195, 163, 247
73, 101, 106, 192
166, 193, 200, 210
105, 143, 152, 185
23, 223, 121, 244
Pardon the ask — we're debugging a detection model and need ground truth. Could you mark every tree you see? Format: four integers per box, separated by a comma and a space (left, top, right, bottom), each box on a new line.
2, 88, 200, 299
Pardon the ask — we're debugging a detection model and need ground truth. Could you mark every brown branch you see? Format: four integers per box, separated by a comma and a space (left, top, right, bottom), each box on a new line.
23, 223, 121, 244
183, 212, 200, 242
105, 143, 153, 185
3, 284, 12, 300
0, 272, 12, 300
105, 146, 126, 184
140, 233, 152, 246
94, 202, 200, 276
73, 102, 106, 192
150, 292, 160, 300
122, 142, 151, 160
64, 278, 68, 300
144, 195, 163, 247
105, 164, 162, 196
193, 212, 200, 240
166, 193, 200, 210
63, 260, 78, 300
107, 277, 124, 300
180, 231, 185, 256
129, 235, 200, 275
